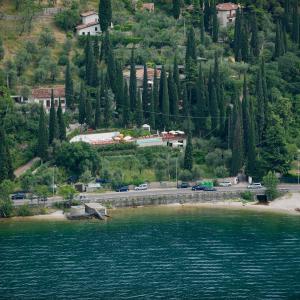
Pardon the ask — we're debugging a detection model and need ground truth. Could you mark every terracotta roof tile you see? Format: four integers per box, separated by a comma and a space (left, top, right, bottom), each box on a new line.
216, 2, 239, 11
31, 86, 65, 99
142, 3, 154, 10
76, 21, 99, 30
80, 11, 98, 17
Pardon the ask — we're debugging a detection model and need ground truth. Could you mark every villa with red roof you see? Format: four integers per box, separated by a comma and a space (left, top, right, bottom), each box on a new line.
216, 2, 240, 27
76, 11, 100, 36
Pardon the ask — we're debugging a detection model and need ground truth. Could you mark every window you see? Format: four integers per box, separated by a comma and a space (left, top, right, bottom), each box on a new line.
95, 27, 97, 31
82, 32, 85, 35
46, 100, 50, 107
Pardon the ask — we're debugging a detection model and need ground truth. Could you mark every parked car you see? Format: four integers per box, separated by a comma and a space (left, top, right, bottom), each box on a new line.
11, 192, 26, 200
247, 183, 263, 189
219, 181, 232, 187
115, 186, 129, 192
177, 182, 190, 189
96, 178, 111, 184
192, 184, 206, 191
135, 183, 148, 191
203, 187, 217, 192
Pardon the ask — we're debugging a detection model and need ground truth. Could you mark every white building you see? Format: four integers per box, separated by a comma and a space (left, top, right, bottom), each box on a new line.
216, 2, 240, 27
76, 11, 101, 36
30, 86, 66, 113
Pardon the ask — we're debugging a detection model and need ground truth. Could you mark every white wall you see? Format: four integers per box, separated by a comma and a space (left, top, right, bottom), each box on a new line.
77, 24, 101, 36
217, 10, 236, 27
32, 98, 66, 113
82, 14, 99, 25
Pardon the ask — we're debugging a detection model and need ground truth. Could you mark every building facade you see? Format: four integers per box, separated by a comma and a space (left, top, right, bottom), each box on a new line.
76, 11, 101, 36
216, 2, 239, 27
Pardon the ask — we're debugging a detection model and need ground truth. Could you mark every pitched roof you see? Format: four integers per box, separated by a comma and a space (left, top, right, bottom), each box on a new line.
123, 67, 161, 80
80, 11, 98, 17
216, 2, 239, 11
31, 86, 65, 99
142, 3, 154, 10
76, 21, 99, 30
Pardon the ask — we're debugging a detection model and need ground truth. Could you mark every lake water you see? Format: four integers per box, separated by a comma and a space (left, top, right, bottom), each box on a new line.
1, 206, 300, 299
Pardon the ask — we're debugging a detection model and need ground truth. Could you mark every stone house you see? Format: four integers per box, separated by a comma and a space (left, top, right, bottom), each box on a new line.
216, 2, 240, 27
76, 11, 101, 36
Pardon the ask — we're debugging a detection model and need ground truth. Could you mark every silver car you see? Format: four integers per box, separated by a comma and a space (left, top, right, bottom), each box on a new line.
247, 183, 263, 189
135, 183, 148, 191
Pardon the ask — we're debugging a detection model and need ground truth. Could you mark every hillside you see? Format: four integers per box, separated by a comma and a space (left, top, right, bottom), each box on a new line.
0, 0, 300, 200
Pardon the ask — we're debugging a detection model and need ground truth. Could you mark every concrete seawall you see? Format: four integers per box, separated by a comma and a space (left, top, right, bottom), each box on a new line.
84, 190, 263, 208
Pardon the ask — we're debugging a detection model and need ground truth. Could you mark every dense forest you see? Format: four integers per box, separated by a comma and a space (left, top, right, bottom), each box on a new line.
0, 0, 300, 196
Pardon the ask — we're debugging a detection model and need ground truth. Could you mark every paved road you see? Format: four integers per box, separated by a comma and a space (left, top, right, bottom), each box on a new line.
12, 184, 300, 206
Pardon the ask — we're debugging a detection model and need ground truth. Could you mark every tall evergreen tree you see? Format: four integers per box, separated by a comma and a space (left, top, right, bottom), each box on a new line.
212, 8, 219, 42
142, 64, 149, 120
136, 89, 143, 127
234, 9, 242, 61
292, 1, 299, 44
85, 35, 94, 86
93, 35, 100, 61
99, 0, 112, 32
95, 88, 101, 129
168, 71, 178, 122
78, 84, 86, 125
115, 61, 124, 113
246, 98, 256, 177
48, 90, 57, 144
241, 23, 249, 62
203, 0, 211, 32
85, 96, 93, 128
37, 105, 48, 161
103, 81, 113, 127
153, 67, 160, 128
0, 127, 14, 182
57, 98, 66, 141
161, 66, 170, 129
250, 13, 260, 57
149, 91, 156, 129
182, 83, 190, 117
230, 96, 244, 175
275, 20, 285, 58
208, 71, 219, 133
183, 133, 193, 171
172, 0, 181, 19
173, 55, 181, 97
256, 68, 265, 142
186, 27, 197, 62
65, 60, 74, 109
129, 48, 137, 112
122, 81, 131, 127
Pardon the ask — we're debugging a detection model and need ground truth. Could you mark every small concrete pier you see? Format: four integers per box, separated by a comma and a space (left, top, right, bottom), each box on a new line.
67, 203, 107, 220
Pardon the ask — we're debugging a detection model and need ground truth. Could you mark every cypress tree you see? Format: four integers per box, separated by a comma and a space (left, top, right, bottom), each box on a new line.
91, 62, 99, 88
149, 91, 156, 129
246, 98, 256, 177
208, 71, 219, 133
48, 90, 58, 144
183, 134, 193, 171
37, 105, 48, 161
136, 89, 143, 127
200, 10, 205, 44
256, 68, 265, 143
85, 96, 93, 128
115, 61, 124, 113
192, 0, 201, 28
57, 98, 66, 141
168, 71, 178, 122
242, 75, 249, 157
234, 9, 242, 61
212, 8, 219, 43
103, 82, 113, 127
230, 97, 244, 175
172, 0, 181, 19
241, 23, 249, 62
142, 64, 149, 120
93, 35, 100, 61
283, 0, 291, 32
0, 127, 14, 182
161, 66, 170, 129
250, 13, 259, 57
78, 84, 86, 125
182, 83, 190, 117
153, 67, 160, 128
186, 27, 197, 63
275, 21, 285, 58
173, 55, 181, 97
203, 0, 211, 32
65, 60, 74, 109
292, 2, 299, 44
95, 88, 101, 129
85, 35, 94, 86
99, 0, 112, 32
122, 81, 131, 127
129, 48, 137, 111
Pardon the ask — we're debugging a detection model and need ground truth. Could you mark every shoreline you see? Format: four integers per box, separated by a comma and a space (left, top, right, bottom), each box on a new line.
2, 193, 300, 221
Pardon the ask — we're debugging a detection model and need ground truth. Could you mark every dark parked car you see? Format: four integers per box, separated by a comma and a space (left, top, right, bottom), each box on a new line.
96, 178, 111, 184
115, 186, 129, 192
192, 185, 206, 191
177, 182, 190, 189
67, 175, 78, 184
11, 192, 26, 200
203, 187, 217, 192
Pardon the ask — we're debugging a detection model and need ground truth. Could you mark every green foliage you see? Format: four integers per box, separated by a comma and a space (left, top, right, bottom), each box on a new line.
263, 171, 279, 201
184, 135, 193, 171
38, 28, 56, 48
241, 191, 254, 201
0, 199, 14, 218
58, 185, 78, 201
16, 204, 33, 217
55, 6, 80, 31
99, 0, 112, 32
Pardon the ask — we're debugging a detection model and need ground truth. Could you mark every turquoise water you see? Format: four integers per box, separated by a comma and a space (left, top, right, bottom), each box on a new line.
1, 206, 300, 299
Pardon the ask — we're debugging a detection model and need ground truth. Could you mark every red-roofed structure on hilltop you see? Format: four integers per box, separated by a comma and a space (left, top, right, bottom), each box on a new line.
216, 2, 240, 27
30, 86, 66, 113
142, 3, 155, 12
76, 11, 100, 35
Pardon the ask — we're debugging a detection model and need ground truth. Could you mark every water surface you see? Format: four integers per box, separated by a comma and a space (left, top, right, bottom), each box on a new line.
1, 206, 300, 299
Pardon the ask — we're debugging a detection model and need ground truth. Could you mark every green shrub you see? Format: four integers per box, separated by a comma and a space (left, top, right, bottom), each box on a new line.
241, 191, 254, 201
0, 199, 14, 218
179, 170, 193, 182
16, 204, 33, 217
